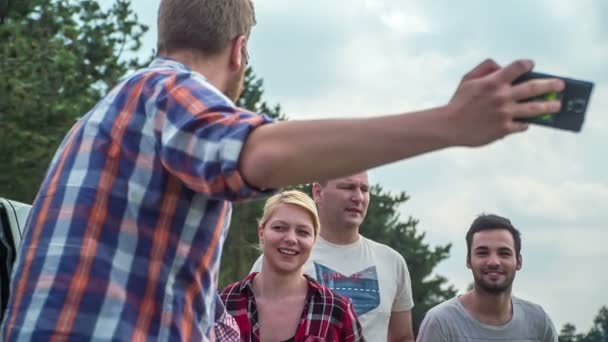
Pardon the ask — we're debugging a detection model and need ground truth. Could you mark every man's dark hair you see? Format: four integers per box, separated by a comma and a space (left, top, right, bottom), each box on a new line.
466, 214, 521, 258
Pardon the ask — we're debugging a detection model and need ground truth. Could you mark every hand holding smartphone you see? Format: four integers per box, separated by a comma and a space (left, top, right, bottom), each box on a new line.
513, 71, 594, 132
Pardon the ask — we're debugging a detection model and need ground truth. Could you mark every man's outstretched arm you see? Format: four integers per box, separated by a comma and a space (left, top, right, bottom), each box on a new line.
239, 59, 564, 190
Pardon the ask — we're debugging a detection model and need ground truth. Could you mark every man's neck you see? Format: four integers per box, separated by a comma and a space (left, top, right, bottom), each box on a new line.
163, 50, 228, 95
319, 225, 360, 245
460, 288, 513, 326
253, 265, 307, 300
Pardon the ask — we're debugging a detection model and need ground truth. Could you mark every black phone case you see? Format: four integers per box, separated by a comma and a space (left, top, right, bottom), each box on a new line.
513, 71, 594, 132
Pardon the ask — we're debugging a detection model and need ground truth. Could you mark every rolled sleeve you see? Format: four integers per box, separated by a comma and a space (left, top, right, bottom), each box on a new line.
393, 254, 415, 312
157, 75, 276, 201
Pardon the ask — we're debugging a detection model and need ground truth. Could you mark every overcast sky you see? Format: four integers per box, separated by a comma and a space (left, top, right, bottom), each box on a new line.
107, 0, 607, 332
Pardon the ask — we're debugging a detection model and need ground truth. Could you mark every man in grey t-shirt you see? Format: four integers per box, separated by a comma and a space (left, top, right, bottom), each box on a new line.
417, 214, 558, 342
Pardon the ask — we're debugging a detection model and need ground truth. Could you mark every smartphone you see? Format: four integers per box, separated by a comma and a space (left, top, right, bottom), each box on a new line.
513, 71, 594, 132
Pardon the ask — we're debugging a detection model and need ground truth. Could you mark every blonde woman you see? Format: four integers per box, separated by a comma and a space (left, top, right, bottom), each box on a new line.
220, 190, 363, 342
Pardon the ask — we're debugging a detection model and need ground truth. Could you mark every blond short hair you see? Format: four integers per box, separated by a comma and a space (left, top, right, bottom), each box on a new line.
258, 190, 320, 236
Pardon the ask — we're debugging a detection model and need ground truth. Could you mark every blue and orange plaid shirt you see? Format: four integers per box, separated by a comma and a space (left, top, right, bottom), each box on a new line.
0, 57, 274, 341
220, 272, 364, 342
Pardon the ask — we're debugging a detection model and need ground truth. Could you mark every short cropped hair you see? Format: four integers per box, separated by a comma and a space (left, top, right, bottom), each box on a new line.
466, 214, 522, 257
157, 0, 256, 55
258, 190, 321, 236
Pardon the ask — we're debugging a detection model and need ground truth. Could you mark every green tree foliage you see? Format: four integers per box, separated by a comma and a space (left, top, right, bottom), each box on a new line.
237, 67, 285, 121
560, 323, 587, 342
559, 306, 608, 342
0, 0, 149, 202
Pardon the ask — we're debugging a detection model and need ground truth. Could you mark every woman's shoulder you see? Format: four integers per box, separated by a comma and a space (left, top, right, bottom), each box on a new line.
220, 272, 257, 300
219, 281, 242, 297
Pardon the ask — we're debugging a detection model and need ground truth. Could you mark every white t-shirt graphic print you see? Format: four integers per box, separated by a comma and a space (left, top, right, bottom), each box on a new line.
313, 263, 380, 316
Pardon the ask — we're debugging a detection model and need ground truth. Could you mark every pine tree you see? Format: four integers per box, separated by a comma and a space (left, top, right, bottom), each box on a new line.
0, 0, 149, 202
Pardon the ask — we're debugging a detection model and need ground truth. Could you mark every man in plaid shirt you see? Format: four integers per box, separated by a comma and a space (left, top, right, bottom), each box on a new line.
221, 273, 363, 342
0, 0, 565, 340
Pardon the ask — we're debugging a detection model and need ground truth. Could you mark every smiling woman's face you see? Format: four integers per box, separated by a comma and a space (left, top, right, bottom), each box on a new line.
258, 203, 316, 275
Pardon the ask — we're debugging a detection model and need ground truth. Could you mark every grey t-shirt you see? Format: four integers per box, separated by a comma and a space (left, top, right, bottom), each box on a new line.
417, 296, 558, 342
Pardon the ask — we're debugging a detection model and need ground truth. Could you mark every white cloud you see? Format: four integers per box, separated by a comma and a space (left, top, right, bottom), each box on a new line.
379, 12, 431, 35
526, 226, 608, 258
494, 177, 608, 222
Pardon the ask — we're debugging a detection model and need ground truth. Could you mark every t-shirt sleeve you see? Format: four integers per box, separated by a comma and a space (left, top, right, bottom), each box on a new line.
542, 310, 559, 342
392, 253, 414, 312
416, 310, 447, 342
157, 75, 276, 202
249, 254, 263, 273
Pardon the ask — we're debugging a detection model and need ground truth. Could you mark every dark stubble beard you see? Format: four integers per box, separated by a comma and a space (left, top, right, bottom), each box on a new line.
473, 270, 516, 294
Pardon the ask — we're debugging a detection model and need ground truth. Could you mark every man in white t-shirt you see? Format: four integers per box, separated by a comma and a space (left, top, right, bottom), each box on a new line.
416, 214, 558, 342
251, 172, 414, 341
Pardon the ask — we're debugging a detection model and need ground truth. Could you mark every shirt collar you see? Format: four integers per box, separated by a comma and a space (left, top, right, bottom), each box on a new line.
149, 56, 237, 106
149, 56, 193, 73
240, 272, 323, 297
